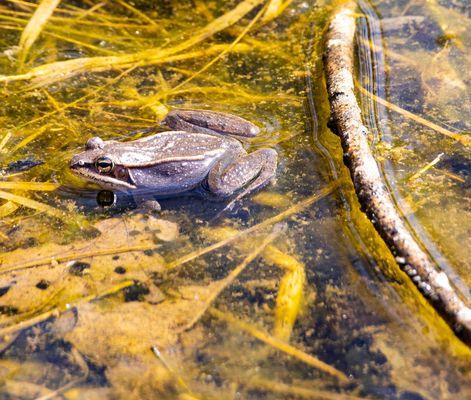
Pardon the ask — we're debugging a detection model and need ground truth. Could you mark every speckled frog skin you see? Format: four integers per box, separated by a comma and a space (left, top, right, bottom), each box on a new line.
69, 109, 277, 210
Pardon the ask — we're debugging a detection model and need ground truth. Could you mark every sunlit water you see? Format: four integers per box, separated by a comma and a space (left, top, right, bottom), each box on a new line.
0, 1, 469, 399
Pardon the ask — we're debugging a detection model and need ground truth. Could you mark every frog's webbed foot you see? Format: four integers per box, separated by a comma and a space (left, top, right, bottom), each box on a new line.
208, 148, 278, 214
163, 109, 260, 138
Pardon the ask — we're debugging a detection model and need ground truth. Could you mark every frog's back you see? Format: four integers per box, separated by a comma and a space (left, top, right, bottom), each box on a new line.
107, 131, 239, 166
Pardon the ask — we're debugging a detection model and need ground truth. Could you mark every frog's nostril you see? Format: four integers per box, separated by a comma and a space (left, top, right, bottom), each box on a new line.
70, 158, 84, 169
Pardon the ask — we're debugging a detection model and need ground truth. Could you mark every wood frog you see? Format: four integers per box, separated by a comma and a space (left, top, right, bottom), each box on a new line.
69, 109, 277, 211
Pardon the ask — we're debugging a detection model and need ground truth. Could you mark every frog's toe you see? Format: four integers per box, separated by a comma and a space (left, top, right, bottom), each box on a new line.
140, 199, 162, 212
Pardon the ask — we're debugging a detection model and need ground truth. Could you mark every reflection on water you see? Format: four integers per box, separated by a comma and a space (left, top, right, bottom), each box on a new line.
0, 1, 469, 399
356, 0, 471, 293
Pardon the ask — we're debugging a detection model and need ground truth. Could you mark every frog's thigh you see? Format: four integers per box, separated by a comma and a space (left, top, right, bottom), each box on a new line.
207, 148, 277, 197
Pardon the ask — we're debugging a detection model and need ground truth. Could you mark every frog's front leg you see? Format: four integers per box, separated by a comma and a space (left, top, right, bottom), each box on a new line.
163, 109, 260, 138
207, 147, 277, 208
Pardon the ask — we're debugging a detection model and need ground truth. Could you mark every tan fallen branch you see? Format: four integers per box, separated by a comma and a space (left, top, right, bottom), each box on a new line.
324, 2, 471, 342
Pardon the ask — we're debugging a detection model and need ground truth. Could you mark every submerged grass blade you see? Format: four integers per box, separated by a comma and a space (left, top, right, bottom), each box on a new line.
0, 131, 12, 152
247, 377, 364, 400
181, 227, 282, 331
166, 181, 341, 270
209, 307, 348, 382
273, 259, 305, 342
115, 0, 158, 27
0, 0, 264, 86
0, 243, 157, 275
0, 189, 64, 220
169, 0, 267, 93
262, 0, 293, 23
0, 281, 133, 336
17, 0, 61, 69
357, 84, 471, 146
407, 153, 444, 182
0, 201, 19, 218
0, 181, 59, 191
9, 124, 50, 153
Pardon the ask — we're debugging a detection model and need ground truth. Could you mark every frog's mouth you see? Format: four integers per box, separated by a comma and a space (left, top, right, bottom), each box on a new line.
69, 164, 137, 190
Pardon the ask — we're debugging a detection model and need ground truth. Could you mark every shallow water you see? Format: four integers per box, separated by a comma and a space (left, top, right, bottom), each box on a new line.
0, 1, 469, 399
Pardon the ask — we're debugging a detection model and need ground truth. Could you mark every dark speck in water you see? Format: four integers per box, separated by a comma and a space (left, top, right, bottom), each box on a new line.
114, 266, 126, 274
69, 261, 91, 276
21, 237, 38, 249
36, 280, 50, 290
124, 281, 150, 302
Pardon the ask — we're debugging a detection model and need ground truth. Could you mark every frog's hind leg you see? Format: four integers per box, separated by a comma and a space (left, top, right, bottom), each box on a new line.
207, 148, 277, 211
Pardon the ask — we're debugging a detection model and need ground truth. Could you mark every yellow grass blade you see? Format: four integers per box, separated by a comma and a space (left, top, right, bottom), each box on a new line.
9, 124, 50, 153
0, 131, 12, 152
357, 84, 470, 146
170, 0, 267, 92
209, 307, 348, 382
0, 0, 263, 86
407, 153, 444, 182
181, 227, 282, 331
0, 243, 157, 275
17, 0, 61, 69
0, 280, 134, 336
0, 181, 59, 191
166, 181, 341, 270
115, 0, 158, 27
273, 259, 305, 342
262, 0, 293, 23
247, 377, 364, 400
0, 189, 64, 220
0, 201, 19, 218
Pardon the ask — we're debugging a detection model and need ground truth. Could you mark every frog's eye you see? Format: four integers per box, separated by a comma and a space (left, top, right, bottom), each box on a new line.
95, 157, 114, 174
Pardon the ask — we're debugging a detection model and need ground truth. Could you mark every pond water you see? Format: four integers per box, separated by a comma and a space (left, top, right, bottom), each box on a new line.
0, 1, 469, 399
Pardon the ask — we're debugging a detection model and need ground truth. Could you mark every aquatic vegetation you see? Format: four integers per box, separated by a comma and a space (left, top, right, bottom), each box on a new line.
0, 0, 469, 399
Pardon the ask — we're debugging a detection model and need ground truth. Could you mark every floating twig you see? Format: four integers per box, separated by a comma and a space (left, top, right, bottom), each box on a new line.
324, 1, 471, 341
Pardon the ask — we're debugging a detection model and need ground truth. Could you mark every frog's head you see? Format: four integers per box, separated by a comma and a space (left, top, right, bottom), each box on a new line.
69, 137, 137, 190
